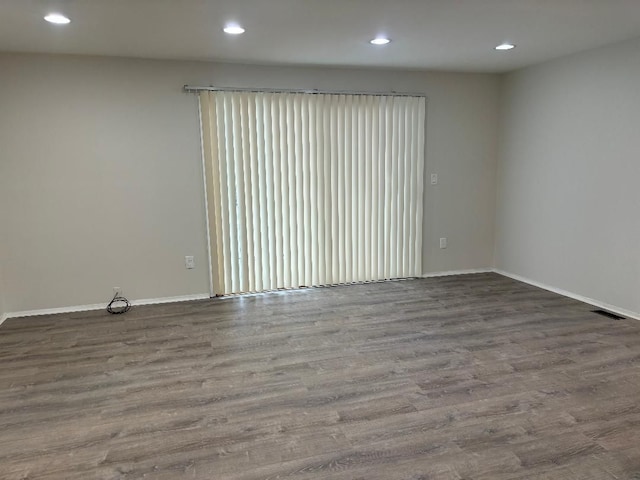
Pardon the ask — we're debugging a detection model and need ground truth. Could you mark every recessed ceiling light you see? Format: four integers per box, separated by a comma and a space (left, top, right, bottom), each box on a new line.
223, 24, 245, 35
370, 37, 391, 45
44, 13, 71, 24
495, 43, 515, 51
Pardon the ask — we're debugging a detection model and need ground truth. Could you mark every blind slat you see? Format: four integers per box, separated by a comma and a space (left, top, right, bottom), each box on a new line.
200, 91, 424, 295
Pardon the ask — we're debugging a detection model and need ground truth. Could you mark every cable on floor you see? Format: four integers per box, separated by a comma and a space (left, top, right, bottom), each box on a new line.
107, 292, 131, 314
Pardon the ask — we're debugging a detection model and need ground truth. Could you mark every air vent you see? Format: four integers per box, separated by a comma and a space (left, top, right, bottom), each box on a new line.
592, 309, 625, 320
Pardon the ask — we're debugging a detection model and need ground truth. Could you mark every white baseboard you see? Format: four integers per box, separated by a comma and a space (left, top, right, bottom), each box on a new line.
131, 293, 211, 307
8, 303, 108, 319
4, 293, 211, 320
3, 272, 495, 320
494, 269, 640, 321
4, 269, 637, 323
421, 268, 494, 278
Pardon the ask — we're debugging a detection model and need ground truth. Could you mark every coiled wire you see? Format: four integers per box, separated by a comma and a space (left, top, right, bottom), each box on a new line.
107, 292, 131, 314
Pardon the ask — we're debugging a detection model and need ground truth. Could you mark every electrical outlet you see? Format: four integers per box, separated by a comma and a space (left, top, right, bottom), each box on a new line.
439, 237, 447, 249
431, 173, 438, 185
185, 256, 195, 269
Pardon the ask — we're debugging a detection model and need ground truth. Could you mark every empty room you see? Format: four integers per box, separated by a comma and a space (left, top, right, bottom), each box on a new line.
1, 1, 640, 478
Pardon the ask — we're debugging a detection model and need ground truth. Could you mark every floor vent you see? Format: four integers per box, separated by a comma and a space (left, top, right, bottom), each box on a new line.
592, 309, 625, 320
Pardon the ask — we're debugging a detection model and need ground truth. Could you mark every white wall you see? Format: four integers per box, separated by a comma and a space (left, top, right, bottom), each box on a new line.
0, 264, 6, 321
496, 36, 640, 315
0, 53, 499, 313
0, 199, 6, 320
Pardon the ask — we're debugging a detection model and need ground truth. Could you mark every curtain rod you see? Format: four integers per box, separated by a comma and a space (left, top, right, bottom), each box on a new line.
183, 85, 426, 98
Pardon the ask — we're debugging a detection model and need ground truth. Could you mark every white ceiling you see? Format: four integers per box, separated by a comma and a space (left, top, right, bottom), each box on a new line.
2, 0, 640, 73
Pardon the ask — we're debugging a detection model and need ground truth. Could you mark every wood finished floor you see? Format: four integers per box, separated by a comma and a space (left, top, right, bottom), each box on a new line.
2, 273, 640, 479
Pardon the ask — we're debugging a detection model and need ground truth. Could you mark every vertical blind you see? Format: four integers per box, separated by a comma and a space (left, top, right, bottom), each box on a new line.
199, 90, 425, 296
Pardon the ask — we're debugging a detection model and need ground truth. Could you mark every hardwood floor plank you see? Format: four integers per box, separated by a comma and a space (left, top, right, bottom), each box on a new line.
2, 273, 640, 479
